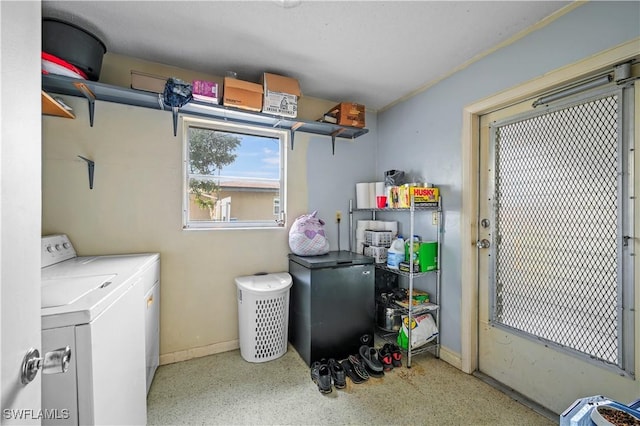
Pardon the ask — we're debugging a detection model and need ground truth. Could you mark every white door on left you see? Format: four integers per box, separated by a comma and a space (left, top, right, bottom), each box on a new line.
1, 2, 43, 424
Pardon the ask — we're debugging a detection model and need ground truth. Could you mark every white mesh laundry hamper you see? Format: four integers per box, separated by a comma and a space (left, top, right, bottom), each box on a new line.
235, 272, 293, 362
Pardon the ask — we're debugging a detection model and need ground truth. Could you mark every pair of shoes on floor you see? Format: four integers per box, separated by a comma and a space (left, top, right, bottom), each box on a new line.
359, 345, 384, 377
310, 358, 346, 393
378, 343, 402, 370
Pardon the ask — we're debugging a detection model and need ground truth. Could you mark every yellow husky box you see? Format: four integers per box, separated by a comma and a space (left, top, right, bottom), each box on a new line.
409, 186, 439, 208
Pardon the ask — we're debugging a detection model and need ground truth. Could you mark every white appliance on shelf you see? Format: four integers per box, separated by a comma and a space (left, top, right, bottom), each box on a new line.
40, 234, 160, 425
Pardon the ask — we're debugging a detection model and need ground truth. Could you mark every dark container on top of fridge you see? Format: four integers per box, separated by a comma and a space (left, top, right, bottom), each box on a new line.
288, 251, 375, 366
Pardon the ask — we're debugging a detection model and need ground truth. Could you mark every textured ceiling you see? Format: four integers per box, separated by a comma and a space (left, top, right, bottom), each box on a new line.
42, 1, 571, 111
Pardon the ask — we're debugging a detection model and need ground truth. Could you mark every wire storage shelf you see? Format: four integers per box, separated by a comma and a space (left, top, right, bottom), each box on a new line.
353, 205, 438, 213
350, 195, 443, 367
374, 263, 433, 278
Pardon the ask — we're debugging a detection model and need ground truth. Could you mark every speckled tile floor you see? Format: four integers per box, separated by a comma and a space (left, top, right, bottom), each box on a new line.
147, 345, 556, 426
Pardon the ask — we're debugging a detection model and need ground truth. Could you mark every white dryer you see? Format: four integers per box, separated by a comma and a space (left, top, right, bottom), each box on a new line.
40, 234, 160, 425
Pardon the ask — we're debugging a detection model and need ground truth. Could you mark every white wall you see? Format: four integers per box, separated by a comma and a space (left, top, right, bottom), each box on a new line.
306, 111, 377, 251
376, 1, 640, 356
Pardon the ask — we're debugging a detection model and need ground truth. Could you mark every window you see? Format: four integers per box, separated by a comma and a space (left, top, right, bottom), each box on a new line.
182, 117, 287, 229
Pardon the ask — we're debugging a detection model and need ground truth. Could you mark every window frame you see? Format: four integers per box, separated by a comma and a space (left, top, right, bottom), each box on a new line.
181, 116, 288, 230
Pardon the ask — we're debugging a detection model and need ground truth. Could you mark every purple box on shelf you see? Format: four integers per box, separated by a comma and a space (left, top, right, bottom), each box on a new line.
192, 80, 220, 104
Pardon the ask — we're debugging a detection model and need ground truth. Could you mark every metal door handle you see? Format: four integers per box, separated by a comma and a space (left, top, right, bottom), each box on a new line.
43, 346, 72, 375
476, 239, 491, 249
21, 346, 72, 384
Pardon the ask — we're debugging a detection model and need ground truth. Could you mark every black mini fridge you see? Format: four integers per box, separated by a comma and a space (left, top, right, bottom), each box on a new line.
288, 251, 375, 366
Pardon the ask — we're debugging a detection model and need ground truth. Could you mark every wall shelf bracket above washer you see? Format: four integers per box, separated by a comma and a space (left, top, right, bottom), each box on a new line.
72, 82, 96, 127
77, 155, 95, 189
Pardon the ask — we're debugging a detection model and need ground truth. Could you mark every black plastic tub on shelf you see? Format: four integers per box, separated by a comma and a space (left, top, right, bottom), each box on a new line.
42, 18, 106, 81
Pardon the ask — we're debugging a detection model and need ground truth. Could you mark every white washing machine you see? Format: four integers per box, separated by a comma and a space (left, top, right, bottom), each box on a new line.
40, 234, 160, 425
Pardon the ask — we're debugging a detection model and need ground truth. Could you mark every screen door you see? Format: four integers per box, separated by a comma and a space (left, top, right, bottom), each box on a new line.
477, 81, 636, 414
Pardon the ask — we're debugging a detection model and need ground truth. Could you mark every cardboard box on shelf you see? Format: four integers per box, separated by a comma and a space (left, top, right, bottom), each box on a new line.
325, 102, 366, 128
192, 80, 220, 104
261, 73, 301, 118
223, 77, 263, 111
130, 70, 168, 94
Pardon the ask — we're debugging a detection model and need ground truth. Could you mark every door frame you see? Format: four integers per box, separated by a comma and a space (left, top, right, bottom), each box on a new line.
460, 37, 640, 375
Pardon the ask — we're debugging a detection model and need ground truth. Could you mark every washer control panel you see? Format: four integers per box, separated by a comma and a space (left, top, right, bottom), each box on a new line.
42, 234, 76, 268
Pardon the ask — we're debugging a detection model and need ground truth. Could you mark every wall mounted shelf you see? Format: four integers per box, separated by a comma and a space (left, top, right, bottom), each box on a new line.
42, 74, 369, 154
42, 90, 75, 119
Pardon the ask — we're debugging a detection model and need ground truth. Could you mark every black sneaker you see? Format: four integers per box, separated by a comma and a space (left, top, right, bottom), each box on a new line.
327, 358, 346, 389
378, 344, 394, 371
310, 360, 332, 394
390, 343, 403, 368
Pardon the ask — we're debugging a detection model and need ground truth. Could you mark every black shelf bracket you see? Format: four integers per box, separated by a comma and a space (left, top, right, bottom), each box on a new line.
289, 122, 304, 150
330, 129, 346, 155
73, 82, 96, 127
77, 155, 95, 189
172, 107, 179, 137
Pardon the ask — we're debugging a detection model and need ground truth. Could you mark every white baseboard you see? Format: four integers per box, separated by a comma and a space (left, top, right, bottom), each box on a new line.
159, 340, 464, 373
159, 340, 240, 365
439, 345, 463, 371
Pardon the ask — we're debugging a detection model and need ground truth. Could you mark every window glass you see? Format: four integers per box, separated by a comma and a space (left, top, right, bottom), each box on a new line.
183, 118, 286, 229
